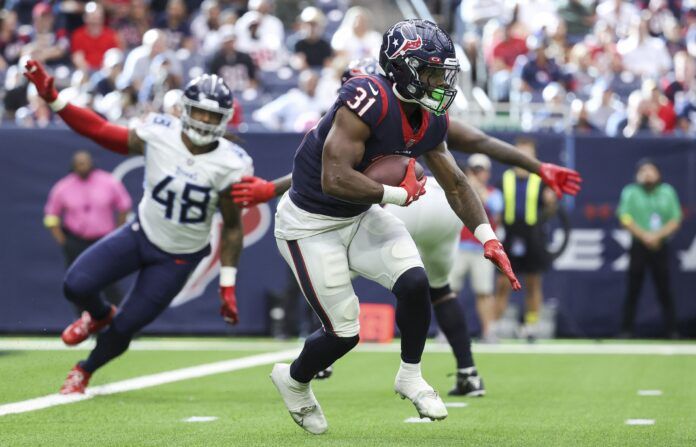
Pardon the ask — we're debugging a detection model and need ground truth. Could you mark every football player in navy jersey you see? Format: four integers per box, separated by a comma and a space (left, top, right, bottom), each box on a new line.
260, 19, 520, 434
234, 58, 583, 401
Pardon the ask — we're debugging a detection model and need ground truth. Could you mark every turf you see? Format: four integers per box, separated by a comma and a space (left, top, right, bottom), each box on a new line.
1, 340, 695, 446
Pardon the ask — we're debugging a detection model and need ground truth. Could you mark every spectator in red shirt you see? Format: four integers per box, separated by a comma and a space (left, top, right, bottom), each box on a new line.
644, 80, 676, 134
491, 21, 528, 70
488, 21, 528, 102
70, 2, 121, 72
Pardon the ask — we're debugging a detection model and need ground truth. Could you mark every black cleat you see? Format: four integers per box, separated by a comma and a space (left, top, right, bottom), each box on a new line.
448, 370, 486, 397
314, 366, 333, 380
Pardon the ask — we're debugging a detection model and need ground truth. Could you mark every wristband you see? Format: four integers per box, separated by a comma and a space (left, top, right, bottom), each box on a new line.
48, 96, 68, 112
474, 223, 498, 244
219, 266, 237, 287
380, 185, 407, 205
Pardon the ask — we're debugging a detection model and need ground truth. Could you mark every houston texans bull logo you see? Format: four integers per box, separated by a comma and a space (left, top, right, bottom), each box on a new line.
384, 23, 423, 60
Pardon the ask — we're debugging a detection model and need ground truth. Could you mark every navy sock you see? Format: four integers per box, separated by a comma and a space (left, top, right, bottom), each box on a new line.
290, 329, 359, 383
431, 284, 474, 369
392, 267, 431, 364
80, 327, 132, 373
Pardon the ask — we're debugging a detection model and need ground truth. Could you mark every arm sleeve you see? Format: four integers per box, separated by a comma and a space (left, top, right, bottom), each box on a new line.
220, 145, 255, 190
57, 103, 130, 154
337, 77, 387, 131
132, 112, 172, 144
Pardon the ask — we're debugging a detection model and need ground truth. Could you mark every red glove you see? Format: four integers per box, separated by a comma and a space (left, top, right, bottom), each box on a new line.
23, 59, 58, 102
231, 176, 276, 208
400, 158, 427, 205
219, 286, 239, 325
483, 240, 521, 291
538, 163, 582, 199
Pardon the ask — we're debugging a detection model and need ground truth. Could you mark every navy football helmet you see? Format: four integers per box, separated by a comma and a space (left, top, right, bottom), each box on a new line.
379, 19, 459, 115
340, 57, 379, 85
181, 74, 234, 146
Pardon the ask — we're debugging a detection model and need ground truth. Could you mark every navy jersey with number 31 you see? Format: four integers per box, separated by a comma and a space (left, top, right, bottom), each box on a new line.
290, 74, 449, 218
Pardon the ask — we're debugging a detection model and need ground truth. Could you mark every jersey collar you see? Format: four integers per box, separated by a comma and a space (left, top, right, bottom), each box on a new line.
397, 100, 430, 149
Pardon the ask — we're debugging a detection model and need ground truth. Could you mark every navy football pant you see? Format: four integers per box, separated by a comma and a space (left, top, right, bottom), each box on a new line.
63, 221, 209, 373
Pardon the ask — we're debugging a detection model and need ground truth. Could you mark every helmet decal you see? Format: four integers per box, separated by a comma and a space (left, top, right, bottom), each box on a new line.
384, 23, 423, 60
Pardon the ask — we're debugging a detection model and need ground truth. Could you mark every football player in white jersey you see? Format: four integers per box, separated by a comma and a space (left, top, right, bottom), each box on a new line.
230, 58, 582, 401
24, 60, 253, 394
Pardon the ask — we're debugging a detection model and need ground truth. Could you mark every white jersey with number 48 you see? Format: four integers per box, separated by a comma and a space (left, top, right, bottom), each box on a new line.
132, 113, 253, 254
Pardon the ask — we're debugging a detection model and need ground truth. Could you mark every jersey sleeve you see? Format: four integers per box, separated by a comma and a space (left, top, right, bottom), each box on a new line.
131, 113, 175, 144
338, 77, 387, 131
219, 144, 254, 190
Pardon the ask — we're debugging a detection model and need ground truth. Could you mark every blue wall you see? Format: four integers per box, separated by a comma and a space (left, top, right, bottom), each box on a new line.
0, 128, 694, 337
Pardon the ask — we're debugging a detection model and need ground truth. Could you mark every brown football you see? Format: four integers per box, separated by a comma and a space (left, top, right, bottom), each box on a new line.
363, 155, 425, 187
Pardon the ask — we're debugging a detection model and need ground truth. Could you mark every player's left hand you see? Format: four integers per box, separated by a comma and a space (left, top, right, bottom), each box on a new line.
483, 240, 521, 291
231, 176, 276, 208
539, 163, 582, 199
219, 286, 239, 325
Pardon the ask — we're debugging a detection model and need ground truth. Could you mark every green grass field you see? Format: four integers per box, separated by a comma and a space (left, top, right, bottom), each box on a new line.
1, 338, 695, 446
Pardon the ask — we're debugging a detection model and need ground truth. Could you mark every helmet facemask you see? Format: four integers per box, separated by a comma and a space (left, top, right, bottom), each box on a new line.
398, 56, 459, 115
180, 96, 234, 146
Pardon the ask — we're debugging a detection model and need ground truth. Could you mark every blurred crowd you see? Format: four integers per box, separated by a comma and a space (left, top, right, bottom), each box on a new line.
454, 0, 696, 136
0, 0, 379, 131
3, 0, 696, 137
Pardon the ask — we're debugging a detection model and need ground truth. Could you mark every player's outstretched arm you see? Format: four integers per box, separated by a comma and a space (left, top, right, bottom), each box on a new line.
218, 189, 244, 325
447, 119, 582, 198
231, 173, 291, 208
321, 107, 424, 206
23, 59, 144, 155
424, 143, 521, 290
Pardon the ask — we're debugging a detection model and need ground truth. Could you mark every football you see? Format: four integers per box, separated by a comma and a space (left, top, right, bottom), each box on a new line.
363, 155, 425, 186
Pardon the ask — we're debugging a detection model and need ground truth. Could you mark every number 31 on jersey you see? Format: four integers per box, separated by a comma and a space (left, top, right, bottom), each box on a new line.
346, 82, 379, 117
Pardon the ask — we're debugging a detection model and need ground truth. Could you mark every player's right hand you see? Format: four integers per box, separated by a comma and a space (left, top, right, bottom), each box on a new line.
231, 176, 276, 208
400, 158, 427, 206
483, 240, 521, 291
23, 59, 58, 103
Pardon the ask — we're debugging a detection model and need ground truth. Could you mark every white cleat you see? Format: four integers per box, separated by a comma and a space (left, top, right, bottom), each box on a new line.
394, 373, 448, 421
270, 363, 328, 435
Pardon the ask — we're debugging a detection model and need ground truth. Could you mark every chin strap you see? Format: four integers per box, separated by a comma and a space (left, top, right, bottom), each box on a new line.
391, 83, 420, 104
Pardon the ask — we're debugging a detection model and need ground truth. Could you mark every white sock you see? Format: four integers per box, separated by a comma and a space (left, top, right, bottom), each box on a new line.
458, 367, 477, 375
286, 372, 309, 390
398, 361, 422, 379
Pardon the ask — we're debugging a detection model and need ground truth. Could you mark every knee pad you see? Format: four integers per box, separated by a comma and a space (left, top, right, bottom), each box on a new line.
393, 267, 430, 300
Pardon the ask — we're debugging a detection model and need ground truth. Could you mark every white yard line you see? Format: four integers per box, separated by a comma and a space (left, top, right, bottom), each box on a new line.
1, 338, 695, 355
0, 339, 302, 352
0, 348, 300, 417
